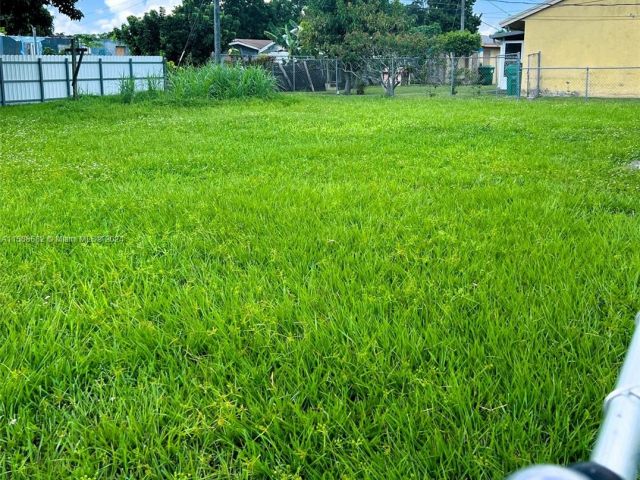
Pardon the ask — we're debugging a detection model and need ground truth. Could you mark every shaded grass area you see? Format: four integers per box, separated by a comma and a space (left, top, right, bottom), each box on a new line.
0, 94, 639, 479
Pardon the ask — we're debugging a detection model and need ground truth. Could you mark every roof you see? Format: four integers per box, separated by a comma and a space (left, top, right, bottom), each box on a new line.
228, 39, 275, 52
500, 0, 564, 27
481, 35, 500, 47
491, 30, 524, 40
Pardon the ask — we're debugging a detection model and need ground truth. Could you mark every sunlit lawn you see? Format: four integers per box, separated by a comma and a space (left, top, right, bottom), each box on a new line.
0, 94, 639, 479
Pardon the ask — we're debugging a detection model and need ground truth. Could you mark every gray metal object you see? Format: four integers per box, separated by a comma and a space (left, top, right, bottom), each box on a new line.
213, 0, 221, 64
509, 313, 640, 480
509, 465, 590, 480
590, 312, 640, 480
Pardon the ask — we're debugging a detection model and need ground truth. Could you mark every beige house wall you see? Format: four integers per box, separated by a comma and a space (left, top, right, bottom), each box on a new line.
522, 0, 640, 96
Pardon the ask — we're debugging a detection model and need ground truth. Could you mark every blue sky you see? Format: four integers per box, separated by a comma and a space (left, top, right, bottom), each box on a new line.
51, 0, 524, 35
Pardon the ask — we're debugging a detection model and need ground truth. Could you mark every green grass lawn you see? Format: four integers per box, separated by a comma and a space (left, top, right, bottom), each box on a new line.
1, 94, 639, 479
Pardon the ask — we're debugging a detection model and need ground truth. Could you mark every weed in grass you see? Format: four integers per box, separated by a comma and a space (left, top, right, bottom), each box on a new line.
118, 76, 136, 104
0, 94, 639, 479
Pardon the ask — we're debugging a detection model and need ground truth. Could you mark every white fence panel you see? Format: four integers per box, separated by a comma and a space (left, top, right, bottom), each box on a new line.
0, 55, 164, 106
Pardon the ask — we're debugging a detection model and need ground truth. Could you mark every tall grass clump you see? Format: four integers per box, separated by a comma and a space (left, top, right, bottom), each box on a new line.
168, 63, 277, 101
118, 76, 136, 104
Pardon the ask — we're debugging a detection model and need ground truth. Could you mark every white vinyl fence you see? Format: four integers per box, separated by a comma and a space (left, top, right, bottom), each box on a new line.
0, 55, 165, 106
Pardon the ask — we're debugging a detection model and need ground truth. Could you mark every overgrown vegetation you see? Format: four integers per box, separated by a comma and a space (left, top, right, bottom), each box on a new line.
118, 65, 277, 103
1, 95, 639, 478
168, 64, 277, 101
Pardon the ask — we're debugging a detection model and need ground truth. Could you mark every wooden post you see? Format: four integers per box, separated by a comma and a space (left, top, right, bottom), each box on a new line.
71, 38, 78, 98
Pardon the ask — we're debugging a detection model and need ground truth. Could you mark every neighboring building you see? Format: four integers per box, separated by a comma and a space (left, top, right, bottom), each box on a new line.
0, 35, 128, 56
479, 35, 500, 65
227, 39, 285, 59
498, 0, 640, 96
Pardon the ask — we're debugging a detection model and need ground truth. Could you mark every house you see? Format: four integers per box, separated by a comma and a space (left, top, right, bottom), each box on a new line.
497, 0, 640, 96
227, 39, 285, 59
479, 35, 500, 65
0, 35, 128, 56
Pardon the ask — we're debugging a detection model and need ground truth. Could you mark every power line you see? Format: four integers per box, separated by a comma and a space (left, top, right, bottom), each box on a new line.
485, 0, 514, 15
178, 0, 209, 65
484, 0, 640, 5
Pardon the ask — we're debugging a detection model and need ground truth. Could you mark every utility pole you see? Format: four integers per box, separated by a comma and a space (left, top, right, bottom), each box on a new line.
213, 0, 221, 64
32, 25, 38, 55
460, 0, 465, 31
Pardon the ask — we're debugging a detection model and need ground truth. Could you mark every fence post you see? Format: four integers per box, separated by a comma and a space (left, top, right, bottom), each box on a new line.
98, 58, 104, 96
335, 58, 339, 94
64, 57, 71, 98
0, 58, 5, 107
516, 59, 521, 100
585, 67, 590, 100
536, 51, 541, 97
37, 57, 45, 102
450, 56, 456, 95
526, 53, 531, 97
162, 57, 167, 91
292, 58, 296, 92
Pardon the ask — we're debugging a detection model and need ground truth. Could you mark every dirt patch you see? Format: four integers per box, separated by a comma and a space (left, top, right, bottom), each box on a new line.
628, 160, 640, 170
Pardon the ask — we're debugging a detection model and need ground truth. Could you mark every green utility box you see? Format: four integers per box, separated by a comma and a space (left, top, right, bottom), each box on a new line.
478, 65, 495, 85
505, 63, 521, 96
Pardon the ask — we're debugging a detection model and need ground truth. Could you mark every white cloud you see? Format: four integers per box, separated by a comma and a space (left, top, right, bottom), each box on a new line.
53, 0, 183, 34
98, 0, 182, 31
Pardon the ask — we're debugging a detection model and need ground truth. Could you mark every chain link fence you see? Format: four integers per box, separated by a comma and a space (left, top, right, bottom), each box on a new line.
225, 53, 640, 100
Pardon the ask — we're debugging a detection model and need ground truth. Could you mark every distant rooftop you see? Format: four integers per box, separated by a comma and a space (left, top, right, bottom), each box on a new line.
481, 35, 499, 47
229, 39, 274, 51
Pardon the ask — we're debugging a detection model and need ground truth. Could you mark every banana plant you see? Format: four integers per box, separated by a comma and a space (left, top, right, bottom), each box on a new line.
265, 20, 302, 59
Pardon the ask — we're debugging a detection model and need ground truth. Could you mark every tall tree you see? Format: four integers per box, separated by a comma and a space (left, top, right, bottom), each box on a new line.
0, 0, 83, 35
301, 0, 433, 94
422, 0, 481, 33
113, 0, 302, 64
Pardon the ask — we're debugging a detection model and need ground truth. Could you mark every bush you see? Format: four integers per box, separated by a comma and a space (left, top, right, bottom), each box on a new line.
118, 76, 136, 104
168, 64, 277, 101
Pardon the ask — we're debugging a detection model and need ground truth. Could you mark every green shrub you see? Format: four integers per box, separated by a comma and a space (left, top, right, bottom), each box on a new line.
168, 64, 277, 101
118, 76, 136, 104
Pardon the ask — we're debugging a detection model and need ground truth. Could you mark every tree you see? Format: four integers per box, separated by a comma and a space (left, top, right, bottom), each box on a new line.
265, 20, 302, 58
0, 0, 83, 35
436, 30, 480, 56
422, 0, 481, 34
300, 0, 433, 95
112, 0, 302, 65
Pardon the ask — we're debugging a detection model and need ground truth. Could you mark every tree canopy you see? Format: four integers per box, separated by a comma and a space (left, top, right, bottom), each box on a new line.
113, 0, 303, 64
111, 0, 481, 65
0, 0, 83, 35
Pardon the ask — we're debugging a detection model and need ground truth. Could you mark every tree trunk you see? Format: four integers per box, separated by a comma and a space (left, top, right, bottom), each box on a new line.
344, 70, 352, 95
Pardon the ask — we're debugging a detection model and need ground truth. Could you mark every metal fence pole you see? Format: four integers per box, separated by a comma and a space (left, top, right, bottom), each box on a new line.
129, 58, 134, 78
536, 51, 541, 97
585, 67, 590, 100
0, 58, 5, 107
162, 57, 167, 91
64, 57, 71, 98
450, 56, 455, 95
526, 54, 531, 97
37, 57, 45, 102
516, 59, 521, 100
335, 58, 339, 94
292, 58, 296, 92
98, 58, 104, 96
